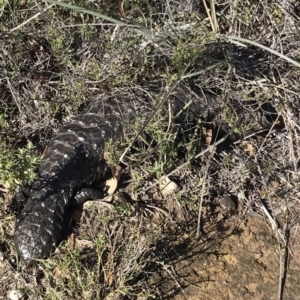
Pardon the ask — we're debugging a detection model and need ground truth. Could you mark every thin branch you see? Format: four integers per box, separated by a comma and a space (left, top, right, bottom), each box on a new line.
196, 155, 209, 238
278, 219, 290, 300
220, 35, 300, 68
202, 0, 215, 32
10, 4, 55, 32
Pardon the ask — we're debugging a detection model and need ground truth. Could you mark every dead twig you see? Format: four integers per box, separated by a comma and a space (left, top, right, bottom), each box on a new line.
278, 217, 290, 300
10, 4, 55, 32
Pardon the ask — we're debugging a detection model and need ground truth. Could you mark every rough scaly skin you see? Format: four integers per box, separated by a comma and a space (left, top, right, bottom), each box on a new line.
13, 83, 214, 262
14, 96, 125, 262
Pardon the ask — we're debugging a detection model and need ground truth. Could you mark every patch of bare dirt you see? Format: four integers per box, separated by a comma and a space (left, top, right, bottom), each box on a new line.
152, 211, 300, 300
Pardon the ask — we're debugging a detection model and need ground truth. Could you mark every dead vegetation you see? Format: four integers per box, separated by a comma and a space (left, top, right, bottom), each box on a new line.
0, 0, 300, 299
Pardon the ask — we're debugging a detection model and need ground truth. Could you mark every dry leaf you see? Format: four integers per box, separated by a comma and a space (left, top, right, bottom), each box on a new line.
118, 0, 125, 17
69, 233, 75, 250
201, 127, 213, 144
259, 189, 266, 199
53, 267, 62, 277
107, 273, 114, 287
244, 143, 256, 156
42, 145, 48, 156
105, 165, 122, 195
103, 150, 110, 161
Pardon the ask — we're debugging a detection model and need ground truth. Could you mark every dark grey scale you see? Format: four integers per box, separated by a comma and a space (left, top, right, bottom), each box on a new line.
13, 100, 123, 262
74, 187, 106, 205
13, 83, 221, 263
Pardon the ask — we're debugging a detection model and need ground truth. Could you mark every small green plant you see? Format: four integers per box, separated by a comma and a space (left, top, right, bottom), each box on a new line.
114, 202, 132, 218
262, 161, 275, 176
223, 153, 232, 166
0, 141, 42, 190
105, 138, 126, 165
140, 119, 181, 174
272, 5, 283, 24
0, 112, 8, 128
35, 221, 157, 299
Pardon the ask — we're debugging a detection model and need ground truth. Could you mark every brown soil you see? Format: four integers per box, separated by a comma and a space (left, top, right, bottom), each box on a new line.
151, 210, 300, 300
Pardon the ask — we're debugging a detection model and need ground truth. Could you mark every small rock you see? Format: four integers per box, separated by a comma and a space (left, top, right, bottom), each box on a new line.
75, 239, 94, 251
7, 290, 23, 300
160, 177, 179, 196
219, 195, 237, 211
